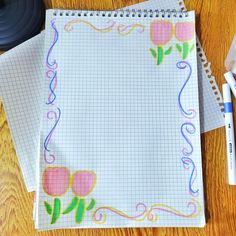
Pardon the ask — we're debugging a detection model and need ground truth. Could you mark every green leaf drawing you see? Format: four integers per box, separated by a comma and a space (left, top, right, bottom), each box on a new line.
63, 196, 79, 214
183, 42, 189, 60
190, 43, 195, 52
44, 201, 52, 215
164, 46, 172, 55
176, 44, 182, 53
86, 198, 96, 211
157, 46, 164, 65
76, 199, 85, 224
150, 48, 157, 58
51, 198, 61, 224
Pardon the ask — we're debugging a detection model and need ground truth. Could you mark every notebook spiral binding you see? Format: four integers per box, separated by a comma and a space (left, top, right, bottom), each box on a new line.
178, 0, 187, 12
196, 39, 225, 114
53, 9, 189, 18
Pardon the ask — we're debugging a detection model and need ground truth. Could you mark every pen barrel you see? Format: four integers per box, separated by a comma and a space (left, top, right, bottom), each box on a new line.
223, 83, 236, 185
225, 113, 236, 185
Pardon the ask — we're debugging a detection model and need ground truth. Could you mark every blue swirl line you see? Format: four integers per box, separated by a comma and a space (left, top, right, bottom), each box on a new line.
177, 61, 195, 118
44, 108, 61, 152
46, 19, 59, 69
181, 157, 199, 196
181, 122, 196, 156
46, 71, 57, 105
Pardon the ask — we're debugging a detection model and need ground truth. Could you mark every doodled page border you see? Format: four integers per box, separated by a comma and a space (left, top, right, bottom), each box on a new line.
178, 0, 224, 114
39, 10, 204, 227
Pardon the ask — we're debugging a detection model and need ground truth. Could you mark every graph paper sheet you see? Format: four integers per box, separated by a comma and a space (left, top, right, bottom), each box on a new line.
35, 9, 205, 229
0, 33, 44, 192
0, 0, 155, 192
0, 0, 224, 193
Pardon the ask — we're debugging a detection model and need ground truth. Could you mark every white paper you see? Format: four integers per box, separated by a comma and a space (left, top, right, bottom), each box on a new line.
0, 0, 224, 193
35, 9, 205, 229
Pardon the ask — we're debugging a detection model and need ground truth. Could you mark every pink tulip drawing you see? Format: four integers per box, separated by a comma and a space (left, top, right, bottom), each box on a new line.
72, 171, 96, 197
175, 22, 195, 59
43, 167, 70, 196
150, 21, 173, 65
43, 167, 70, 224
63, 171, 96, 223
43, 168, 97, 225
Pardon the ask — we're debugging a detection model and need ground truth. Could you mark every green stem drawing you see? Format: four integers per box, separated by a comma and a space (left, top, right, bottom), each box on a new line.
150, 46, 172, 66
51, 198, 61, 224
76, 199, 86, 223
183, 42, 189, 60
45, 197, 96, 224
44, 198, 61, 224
176, 42, 195, 60
157, 46, 164, 65
63, 196, 79, 214
63, 197, 96, 224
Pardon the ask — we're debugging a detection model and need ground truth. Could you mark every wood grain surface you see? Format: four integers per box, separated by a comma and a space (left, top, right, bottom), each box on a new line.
0, 0, 235, 235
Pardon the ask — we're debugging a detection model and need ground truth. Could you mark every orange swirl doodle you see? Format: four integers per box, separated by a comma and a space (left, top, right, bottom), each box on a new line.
92, 203, 149, 224
147, 198, 202, 222
117, 24, 145, 36
92, 199, 201, 224
64, 19, 116, 32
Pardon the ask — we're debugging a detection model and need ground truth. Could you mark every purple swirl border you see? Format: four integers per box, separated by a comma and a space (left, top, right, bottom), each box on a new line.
181, 122, 196, 156
93, 203, 148, 223
181, 157, 199, 197
43, 108, 61, 164
177, 61, 196, 119
177, 60, 199, 199
46, 19, 59, 70
46, 71, 58, 105
44, 19, 60, 164
92, 199, 201, 224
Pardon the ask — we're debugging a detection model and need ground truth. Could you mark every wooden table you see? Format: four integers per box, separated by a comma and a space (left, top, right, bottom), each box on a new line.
0, 0, 235, 235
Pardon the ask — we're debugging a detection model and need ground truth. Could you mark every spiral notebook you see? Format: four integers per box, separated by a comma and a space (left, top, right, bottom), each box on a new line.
35, 9, 205, 229
0, 0, 224, 193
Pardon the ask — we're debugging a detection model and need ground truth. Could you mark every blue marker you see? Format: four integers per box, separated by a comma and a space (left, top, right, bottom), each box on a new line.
223, 83, 236, 185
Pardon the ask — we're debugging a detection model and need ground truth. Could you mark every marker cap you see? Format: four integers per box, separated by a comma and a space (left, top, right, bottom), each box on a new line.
225, 34, 236, 74
224, 72, 236, 98
224, 71, 235, 85
223, 83, 232, 103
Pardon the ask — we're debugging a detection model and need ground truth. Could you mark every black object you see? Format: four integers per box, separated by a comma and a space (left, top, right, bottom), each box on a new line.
0, 0, 45, 50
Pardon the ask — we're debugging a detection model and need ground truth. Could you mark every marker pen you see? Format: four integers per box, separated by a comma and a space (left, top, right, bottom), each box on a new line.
223, 83, 236, 185
224, 72, 236, 98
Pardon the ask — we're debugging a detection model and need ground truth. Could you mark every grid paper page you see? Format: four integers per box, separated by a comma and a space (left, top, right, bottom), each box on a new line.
0, 33, 44, 192
0, 0, 224, 193
36, 9, 205, 229
0, 0, 156, 192
196, 40, 225, 133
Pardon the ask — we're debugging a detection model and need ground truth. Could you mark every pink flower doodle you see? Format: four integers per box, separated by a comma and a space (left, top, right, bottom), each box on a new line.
150, 21, 173, 65
175, 22, 195, 59
63, 171, 96, 223
72, 171, 96, 197
43, 167, 70, 196
43, 168, 97, 224
43, 167, 70, 224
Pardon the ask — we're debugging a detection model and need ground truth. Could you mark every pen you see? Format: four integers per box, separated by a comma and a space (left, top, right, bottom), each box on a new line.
224, 71, 236, 98
223, 83, 236, 185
